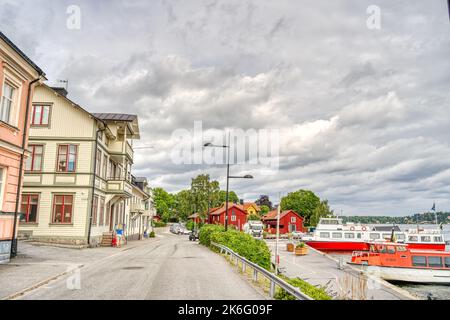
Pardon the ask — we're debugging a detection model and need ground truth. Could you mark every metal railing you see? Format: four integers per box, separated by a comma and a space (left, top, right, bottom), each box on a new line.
211, 242, 313, 300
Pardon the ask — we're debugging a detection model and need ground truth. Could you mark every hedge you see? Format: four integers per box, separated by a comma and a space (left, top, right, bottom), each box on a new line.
153, 221, 167, 228
275, 276, 331, 300
199, 224, 271, 270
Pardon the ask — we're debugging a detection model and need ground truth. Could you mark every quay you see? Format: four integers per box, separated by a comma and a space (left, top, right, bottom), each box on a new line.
266, 240, 418, 300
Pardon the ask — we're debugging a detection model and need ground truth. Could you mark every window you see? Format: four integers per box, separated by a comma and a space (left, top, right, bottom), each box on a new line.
412, 256, 427, 267
291, 216, 296, 223
445, 257, 450, 268
20, 194, 39, 223
382, 233, 391, 240
99, 197, 105, 226
408, 236, 418, 242
102, 155, 108, 178
428, 256, 443, 268
421, 236, 431, 243
52, 195, 74, 223
387, 246, 396, 254
25, 145, 44, 171
397, 234, 405, 240
356, 233, 362, 239
434, 236, 443, 243
95, 149, 102, 176
92, 196, 99, 225
31, 105, 50, 126
0, 82, 14, 124
320, 232, 330, 238
57, 145, 77, 172
344, 233, 355, 239
370, 233, 381, 240
332, 232, 342, 239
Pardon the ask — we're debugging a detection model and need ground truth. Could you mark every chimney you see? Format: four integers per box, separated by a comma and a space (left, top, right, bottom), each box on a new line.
51, 87, 68, 97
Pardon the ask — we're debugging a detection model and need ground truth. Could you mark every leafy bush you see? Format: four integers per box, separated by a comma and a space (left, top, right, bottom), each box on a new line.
199, 224, 225, 247
202, 228, 272, 270
153, 221, 167, 228
186, 220, 204, 231
275, 276, 331, 300
248, 214, 261, 221
149, 231, 156, 238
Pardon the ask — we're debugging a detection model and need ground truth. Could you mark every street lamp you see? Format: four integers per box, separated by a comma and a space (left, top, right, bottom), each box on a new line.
204, 138, 254, 231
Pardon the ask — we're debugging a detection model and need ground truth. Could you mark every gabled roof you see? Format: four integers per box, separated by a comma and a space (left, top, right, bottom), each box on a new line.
262, 209, 302, 221
243, 202, 261, 212
209, 203, 246, 216
0, 31, 45, 76
91, 113, 137, 122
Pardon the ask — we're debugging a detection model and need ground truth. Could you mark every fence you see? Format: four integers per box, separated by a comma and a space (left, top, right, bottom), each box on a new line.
211, 242, 313, 300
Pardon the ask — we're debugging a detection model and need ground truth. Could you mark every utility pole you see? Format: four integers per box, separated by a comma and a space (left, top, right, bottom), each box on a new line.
274, 193, 281, 275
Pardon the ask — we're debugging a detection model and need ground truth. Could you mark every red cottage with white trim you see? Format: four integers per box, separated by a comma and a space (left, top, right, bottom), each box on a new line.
262, 209, 304, 234
208, 203, 248, 231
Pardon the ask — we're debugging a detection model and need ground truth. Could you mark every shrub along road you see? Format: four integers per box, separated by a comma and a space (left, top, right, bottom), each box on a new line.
3, 228, 264, 300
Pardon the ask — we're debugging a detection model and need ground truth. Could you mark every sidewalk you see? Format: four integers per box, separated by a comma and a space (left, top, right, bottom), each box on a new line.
0, 237, 160, 299
266, 240, 418, 300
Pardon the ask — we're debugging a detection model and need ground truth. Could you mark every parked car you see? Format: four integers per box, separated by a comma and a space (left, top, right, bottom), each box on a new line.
189, 229, 199, 241
170, 223, 182, 234
178, 225, 191, 235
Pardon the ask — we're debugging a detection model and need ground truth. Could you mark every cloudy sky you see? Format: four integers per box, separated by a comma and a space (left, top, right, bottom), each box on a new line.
2, 0, 450, 215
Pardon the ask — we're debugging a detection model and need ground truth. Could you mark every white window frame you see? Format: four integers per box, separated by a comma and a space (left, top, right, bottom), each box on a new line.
291, 216, 296, 223
1, 68, 23, 127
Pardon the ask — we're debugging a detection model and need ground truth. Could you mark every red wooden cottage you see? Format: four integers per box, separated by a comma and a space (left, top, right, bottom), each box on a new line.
208, 203, 248, 231
262, 209, 304, 234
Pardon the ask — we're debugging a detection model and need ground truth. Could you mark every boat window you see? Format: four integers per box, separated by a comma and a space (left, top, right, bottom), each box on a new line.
382, 233, 391, 240
421, 236, 431, 242
412, 256, 427, 267
396, 246, 407, 252
445, 257, 450, 268
332, 232, 342, 239
356, 233, 361, 239
434, 236, 442, 242
428, 256, 443, 268
387, 246, 396, 254
344, 233, 355, 239
408, 236, 418, 242
369, 233, 380, 240
396, 234, 405, 240
320, 232, 330, 238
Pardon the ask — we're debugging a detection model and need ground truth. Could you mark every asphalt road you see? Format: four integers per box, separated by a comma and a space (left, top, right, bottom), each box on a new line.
14, 229, 264, 300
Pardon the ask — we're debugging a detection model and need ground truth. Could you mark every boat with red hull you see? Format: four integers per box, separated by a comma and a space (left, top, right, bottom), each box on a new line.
349, 242, 450, 284
303, 218, 446, 252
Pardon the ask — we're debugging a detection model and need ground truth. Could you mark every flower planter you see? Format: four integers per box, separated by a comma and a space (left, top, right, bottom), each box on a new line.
295, 246, 308, 256
286, 243, 295, 252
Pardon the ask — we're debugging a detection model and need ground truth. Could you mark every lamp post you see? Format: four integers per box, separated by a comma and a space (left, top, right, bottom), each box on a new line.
204, 138, 253, 231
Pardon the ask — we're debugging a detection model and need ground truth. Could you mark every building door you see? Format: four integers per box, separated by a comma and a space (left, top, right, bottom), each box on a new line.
109, 204, 115, 231
289, 224, 296, 232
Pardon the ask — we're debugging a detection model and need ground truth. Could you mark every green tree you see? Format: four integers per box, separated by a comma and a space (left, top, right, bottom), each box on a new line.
310, 200, 334, 226
260, 205, 270, 216
190, 174, 220, 220
280, 190, 321, 225
152, 187, 176, 222
248, 214, 261, 221
215, 190, 239, 205
174, 189, 193, 221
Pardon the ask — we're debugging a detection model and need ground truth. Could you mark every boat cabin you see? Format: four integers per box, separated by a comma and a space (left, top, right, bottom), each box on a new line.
351, 242, 450, 270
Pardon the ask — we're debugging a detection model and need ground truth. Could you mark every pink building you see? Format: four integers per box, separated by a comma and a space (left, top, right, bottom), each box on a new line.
0, 31, 45, 263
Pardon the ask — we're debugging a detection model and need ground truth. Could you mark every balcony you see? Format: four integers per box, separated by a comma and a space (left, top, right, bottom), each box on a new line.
130, 202, 145, 213
106, 179, 133, 197
107, 139, 134, 162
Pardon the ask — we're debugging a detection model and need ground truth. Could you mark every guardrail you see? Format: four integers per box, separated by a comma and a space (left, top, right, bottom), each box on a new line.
211, 242, 313, 300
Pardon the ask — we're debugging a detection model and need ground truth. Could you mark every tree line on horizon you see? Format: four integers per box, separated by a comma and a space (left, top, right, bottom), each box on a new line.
151, 174, 334, 226
342, 212, 450, 225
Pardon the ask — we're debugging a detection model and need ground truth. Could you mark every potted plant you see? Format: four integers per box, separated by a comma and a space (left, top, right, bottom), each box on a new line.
286, 242, 295, 252
295, 242, 308, 256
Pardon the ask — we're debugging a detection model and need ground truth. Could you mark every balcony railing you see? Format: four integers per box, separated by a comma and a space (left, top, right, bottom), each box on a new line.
106, 178, 133, 196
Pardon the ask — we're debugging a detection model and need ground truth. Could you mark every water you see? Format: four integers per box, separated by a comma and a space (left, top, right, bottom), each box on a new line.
329, 224, 450, 300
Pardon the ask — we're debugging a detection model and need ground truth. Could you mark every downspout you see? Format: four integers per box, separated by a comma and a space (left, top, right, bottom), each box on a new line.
11, 76, 42, 258
87, 125, 105, 246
